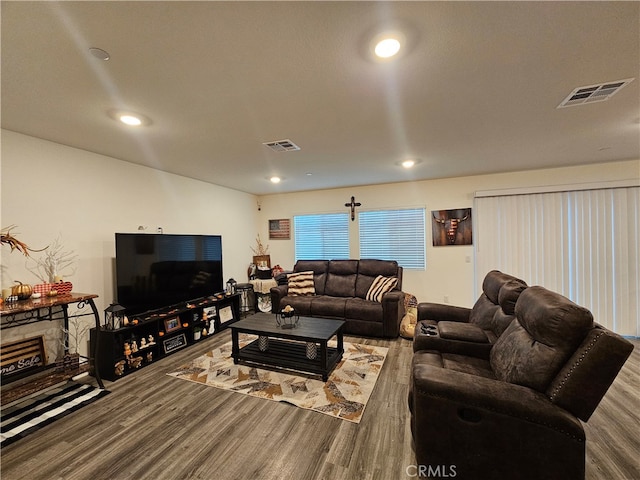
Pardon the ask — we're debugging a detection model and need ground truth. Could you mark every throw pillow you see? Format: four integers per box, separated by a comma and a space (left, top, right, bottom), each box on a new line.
287, 271, 316, 296
366, 275, 398, 302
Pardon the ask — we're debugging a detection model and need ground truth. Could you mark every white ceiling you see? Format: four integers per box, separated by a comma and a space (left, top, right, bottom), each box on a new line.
2, 1, 639, 195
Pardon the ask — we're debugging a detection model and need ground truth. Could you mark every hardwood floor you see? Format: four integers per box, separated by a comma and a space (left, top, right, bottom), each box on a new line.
1, 330, 638, 480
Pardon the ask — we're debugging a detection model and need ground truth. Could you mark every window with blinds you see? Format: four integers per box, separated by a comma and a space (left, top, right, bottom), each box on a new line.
359, 208, 426, 269
474, 186, 639, 336
294, 213, 350, 261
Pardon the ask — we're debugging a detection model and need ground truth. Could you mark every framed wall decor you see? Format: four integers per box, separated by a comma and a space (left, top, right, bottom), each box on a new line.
164, 317, 181, 333
203, 306, 217, 321
253, 255, 271, 268
219, 306, 235, 325
269, 219, 290, 240
162, 333, 187, 354
432, 208, 473, 246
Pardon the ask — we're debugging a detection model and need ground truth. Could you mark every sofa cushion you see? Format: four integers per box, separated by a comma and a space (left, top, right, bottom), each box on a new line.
359, 258, 400, 277
345, 297, 384, 322
279, 295, 313, 316
498, 279, 527, 315
469, 271, 527, 329
287, 271, 315, 296
490, 286, 594, 393
310, 296, 347, 318
365, 275, 398, 302
294, 260, 329, 295
324, 260, 358, 297
438, 322, 489, 343
440, 352, 497, 380
489, 280, 526, 336
468, 295, 501, 330
356, 259, 401, 297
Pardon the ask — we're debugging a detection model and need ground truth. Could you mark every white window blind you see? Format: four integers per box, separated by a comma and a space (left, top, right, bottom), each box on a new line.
475, 186, 639, 336
294, 213, 350, 261
359, 208, 426, 269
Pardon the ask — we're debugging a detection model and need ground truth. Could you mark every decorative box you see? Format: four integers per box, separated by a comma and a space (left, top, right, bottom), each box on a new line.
55, 282, 73, 295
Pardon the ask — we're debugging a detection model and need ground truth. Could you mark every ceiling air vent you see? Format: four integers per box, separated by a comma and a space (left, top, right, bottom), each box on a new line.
557, 78, 634, 108
262, 139, 301, 152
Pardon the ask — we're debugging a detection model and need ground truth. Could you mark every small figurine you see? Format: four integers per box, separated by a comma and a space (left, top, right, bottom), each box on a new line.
115, 360, 126, 376
123, 342, 131, 357
129, 356, 143, 368
146, 352, 153, 363
148, 334, 155, 345
123, 316, 130, 326
202, 328, 208, 337
140, 337, 147, 348
131, 340, 138, 353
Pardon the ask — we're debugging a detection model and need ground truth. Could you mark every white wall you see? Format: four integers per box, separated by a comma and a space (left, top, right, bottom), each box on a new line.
2, 128, 638, 357
1, 130, 258, 358
256, 159, 640, 310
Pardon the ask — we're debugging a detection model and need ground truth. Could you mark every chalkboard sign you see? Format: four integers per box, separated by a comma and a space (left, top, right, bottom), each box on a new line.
162, 333, 187, 354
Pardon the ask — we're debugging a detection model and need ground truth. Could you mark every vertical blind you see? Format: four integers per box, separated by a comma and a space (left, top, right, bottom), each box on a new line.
294, 213, 350, 261
359, 208, 426, 269
475, 186, 639, 336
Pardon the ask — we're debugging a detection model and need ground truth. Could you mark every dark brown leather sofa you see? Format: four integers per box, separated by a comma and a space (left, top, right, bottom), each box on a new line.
270, 259, 404, 338
414, 270, 528, 357
409, 285, 634, 479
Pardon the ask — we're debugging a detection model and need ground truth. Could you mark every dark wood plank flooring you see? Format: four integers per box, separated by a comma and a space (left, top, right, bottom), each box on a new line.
1, 330, 637, 480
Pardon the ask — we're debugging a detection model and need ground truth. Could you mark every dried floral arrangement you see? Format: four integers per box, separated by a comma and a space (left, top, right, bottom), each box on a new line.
58, 315, 91, 355
26, 234, 78, 283
1, 225, 47, 257
250, 234, 269, 256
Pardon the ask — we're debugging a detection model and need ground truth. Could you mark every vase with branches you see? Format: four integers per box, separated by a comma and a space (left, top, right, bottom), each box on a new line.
55, 314, 90, 372
58, 315, 91, 355
26, 234, 77, 283
250, 234, 269, 256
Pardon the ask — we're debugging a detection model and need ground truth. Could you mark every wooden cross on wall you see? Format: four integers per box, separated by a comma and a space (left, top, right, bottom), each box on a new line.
345, 196, 361, 221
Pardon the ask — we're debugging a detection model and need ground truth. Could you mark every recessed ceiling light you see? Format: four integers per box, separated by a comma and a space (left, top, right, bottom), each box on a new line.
270, 176, 282, 184
375, 38, 401, 58
108, 109, 151, 127
89, 47, 110, 61
401, 159, 416, 168
120, 115, 142, 126
398, 159, 421, 169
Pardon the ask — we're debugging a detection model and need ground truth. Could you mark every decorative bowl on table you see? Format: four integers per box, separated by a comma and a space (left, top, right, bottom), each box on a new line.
276, 306, 299, 329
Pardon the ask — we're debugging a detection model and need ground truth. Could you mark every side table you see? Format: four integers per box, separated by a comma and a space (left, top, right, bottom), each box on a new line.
0, 293, 105, 404
249, 278, 277, 312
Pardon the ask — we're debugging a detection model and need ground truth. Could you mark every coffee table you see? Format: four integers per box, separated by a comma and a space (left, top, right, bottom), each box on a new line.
230, 313, 345, 381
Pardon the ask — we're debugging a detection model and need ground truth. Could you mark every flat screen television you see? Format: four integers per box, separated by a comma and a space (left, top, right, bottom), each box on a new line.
115, 233, 224, 315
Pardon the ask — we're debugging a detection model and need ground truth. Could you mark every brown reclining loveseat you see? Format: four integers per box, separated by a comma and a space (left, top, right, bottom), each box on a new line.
409, 285, 634, 479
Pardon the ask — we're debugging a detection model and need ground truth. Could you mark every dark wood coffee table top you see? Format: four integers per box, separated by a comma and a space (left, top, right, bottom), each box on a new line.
230, 312, 345, 381
231, 312, 344, 341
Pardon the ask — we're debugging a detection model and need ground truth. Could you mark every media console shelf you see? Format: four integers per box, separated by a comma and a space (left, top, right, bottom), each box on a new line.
90, 293, 239, 381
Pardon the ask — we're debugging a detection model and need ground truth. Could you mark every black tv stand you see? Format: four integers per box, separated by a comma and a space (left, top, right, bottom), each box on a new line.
90, 293, 240, 381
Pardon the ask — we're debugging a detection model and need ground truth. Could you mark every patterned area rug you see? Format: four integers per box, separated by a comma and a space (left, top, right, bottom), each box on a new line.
167, 337, 388, 423
1, 381, 109, 448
